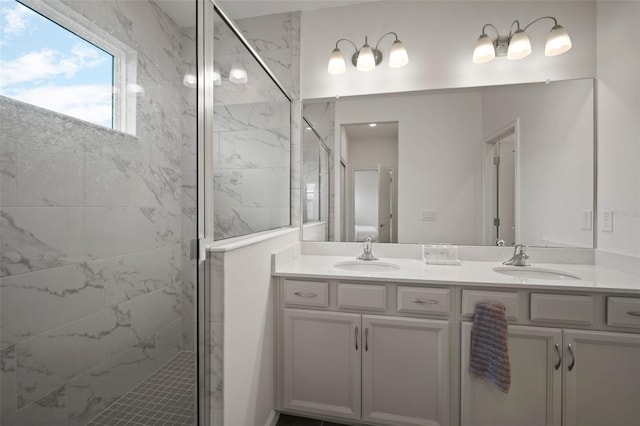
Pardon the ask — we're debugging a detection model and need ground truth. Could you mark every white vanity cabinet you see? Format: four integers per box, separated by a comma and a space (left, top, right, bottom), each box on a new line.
460, 324, 562, 426
279, 279, 451, 426
563, 330, 640, 426
460, 291, 640, 426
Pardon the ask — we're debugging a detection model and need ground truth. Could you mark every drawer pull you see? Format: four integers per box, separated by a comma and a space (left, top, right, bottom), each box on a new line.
355, 327, 359, 351
554, 344, 562, 370
294, 292, 317, 298
627, 311, 640, 317
411, 298, 439, 305
567, 344, 575, 372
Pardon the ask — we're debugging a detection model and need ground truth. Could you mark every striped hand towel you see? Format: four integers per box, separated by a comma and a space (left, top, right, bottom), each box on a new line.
469, 302, 511, 393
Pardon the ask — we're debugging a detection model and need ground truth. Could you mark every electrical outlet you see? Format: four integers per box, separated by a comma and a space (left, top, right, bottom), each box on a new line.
581, 210, 592, 231
421, 210, 437, 221
602, 210, 613, 232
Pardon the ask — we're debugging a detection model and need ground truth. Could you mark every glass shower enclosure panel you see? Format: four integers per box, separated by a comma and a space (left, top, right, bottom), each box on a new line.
0, 1, 198, 424
212, 10, 291, 240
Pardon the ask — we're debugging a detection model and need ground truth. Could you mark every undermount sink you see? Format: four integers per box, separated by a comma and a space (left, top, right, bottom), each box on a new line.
493, 266, 581, 280
334, 260, 401, 272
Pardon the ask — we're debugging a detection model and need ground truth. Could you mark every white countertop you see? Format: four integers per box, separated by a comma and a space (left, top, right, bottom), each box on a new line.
273, 255, 640, 294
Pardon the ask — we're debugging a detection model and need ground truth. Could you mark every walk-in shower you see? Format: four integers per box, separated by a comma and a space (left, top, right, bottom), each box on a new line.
1, 1, 198, 424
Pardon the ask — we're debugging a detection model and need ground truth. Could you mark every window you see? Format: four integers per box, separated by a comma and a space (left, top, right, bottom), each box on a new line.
0, 0, 137, 133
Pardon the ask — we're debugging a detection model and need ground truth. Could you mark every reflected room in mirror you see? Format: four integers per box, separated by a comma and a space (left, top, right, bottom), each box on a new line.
302, 78, 595, 248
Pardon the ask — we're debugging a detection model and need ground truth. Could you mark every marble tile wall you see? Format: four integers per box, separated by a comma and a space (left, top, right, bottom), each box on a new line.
212, 12, 300, 240
0, 1, 196, 424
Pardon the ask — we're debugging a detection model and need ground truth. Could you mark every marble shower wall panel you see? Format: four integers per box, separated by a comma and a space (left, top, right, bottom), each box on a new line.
0, 0, 196, 423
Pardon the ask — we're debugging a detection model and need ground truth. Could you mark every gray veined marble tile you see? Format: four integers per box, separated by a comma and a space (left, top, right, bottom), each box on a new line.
213, 208, 254, 240
98, 246, 174, 307
0, 263, 106, 348
118, 284, 181, 342
242, 167, 290, 209
16, 306, 137, 408
66, 344, 161, 426
3, 385, 67, 426
213, 171, 243, 208
0, 209, 68, 277
1, 345, 17, 419
218, 128, 291, 170
0, 108, 17, 207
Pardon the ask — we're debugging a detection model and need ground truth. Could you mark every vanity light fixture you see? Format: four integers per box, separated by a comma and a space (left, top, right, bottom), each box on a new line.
213, 66, 222, 86
328, 32, 409, 75
473, 16, 572, 64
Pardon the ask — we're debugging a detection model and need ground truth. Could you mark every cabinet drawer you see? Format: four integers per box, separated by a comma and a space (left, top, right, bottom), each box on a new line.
397, 287, 450, 315
338, 283, 386, 311
283, 280, 329, 308
530, 293, 594, 325
607, 297, 640, 328
461, 290, 520, 321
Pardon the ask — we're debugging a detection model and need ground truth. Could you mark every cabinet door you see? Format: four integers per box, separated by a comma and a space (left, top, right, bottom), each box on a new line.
361, 315, 450, 426
563, 330, 640, 426
461, 323, 562, 426
282, 309, 361, 420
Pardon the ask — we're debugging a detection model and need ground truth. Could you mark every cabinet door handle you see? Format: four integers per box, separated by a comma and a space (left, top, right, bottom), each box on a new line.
293, 292, 317, 298
567, 343, 575, 372
627, 311, 640, 317
365, 328, 369, 352
554, 343, 562, 370
411, 298, 438, 304
355, 326, 359, 351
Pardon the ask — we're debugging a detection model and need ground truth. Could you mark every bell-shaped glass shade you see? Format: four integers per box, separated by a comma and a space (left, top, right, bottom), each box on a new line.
545, 24, 572, 56
473, 34, 496, 64
507, 29, 531, 60
389, 40, 409, 68
327, 48, 346, 75
229, 62, 248, 84
356, 44, 376, 71
212, 67, 222, 86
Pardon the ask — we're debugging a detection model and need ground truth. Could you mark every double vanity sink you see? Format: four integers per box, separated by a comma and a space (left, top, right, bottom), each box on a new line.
333, 259, 581, 281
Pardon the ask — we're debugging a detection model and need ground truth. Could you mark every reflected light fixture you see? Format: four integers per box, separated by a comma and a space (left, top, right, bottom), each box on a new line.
229, 62, 248, 84
368, 123, 377, 127
473, 16, 572, 64
327, 32, 408, 75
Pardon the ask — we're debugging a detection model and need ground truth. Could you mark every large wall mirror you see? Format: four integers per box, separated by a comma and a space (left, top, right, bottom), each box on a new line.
303, 78, 595, 248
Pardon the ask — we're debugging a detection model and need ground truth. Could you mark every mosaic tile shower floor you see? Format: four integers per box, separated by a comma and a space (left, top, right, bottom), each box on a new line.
88, 351, 195, 426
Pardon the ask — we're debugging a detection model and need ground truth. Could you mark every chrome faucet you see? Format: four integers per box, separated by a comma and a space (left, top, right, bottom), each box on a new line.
503, 244, 530, 266
357, 236, 378, 261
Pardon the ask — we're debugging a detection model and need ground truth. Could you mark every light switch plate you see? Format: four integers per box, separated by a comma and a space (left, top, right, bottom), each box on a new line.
421, 210, 437, 221
581, 210, 592, 231
602, 210, 613, 232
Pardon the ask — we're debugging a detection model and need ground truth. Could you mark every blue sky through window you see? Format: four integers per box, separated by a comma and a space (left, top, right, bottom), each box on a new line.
0, 0, 114, 128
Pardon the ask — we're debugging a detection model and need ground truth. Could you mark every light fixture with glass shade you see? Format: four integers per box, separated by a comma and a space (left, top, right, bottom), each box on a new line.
472, 16, 572, 64
212, 66, 222, 86
229, 62, 248, 84
327, 32, 408, 75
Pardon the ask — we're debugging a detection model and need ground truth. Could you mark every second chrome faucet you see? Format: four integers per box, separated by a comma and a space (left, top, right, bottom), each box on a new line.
503, 244, 530, 266
357, 236, 379, 261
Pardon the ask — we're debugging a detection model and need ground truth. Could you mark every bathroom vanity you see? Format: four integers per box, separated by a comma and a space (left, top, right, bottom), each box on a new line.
272, 253, 640, 426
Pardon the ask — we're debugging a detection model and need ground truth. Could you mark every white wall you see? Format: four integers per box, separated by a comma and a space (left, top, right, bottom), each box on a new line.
482, 79, 594, 248
596, 1, 640, 257
302, 1, 596, 99
223, 231, 299, 426
336, 91, 484, 244
354, 170, 379, 227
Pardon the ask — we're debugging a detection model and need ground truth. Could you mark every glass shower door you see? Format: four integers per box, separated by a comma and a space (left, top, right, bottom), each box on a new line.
0, 1, 199, 424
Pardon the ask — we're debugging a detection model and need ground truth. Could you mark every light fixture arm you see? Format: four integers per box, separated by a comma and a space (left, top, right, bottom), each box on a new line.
481, 23, 501, 39
335, 38, 359, 53
508, 20, 522, 39
374, 31, 399, 53
523, 16, 558, 32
